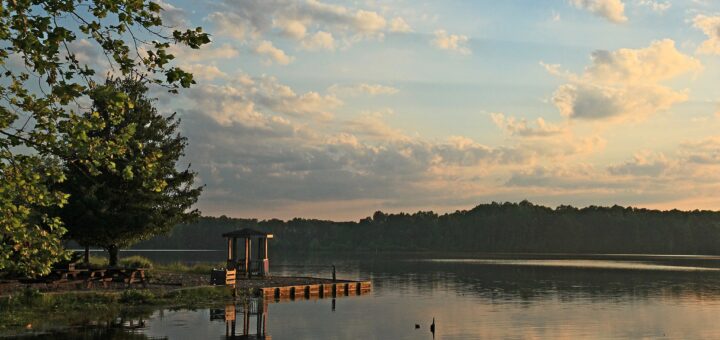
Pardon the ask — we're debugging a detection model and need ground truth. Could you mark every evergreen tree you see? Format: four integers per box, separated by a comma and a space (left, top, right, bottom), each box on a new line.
60, 78, 202, 266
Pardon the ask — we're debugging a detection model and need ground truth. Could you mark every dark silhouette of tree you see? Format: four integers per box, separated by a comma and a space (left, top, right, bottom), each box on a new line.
133, 202, 720, 256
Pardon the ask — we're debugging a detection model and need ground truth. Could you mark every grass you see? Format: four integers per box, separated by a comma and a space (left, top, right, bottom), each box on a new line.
119, 255, 154, 269
155, 261, 224, 275
0, 286, 240, 335
88, 255, 108, 267
86, 255, 221, 274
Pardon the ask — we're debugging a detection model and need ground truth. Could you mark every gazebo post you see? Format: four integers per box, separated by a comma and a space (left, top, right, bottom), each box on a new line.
226, 237, 233, 263
244, 237, 251, 278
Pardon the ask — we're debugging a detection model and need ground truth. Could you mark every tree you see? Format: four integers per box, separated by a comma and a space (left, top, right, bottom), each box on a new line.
60, 78, 202, 266
0, 0, 209, 276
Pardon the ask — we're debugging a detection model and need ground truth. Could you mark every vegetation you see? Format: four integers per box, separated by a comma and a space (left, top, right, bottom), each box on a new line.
0, 286, 237, 335
119, 255, 154, 269
0, 0, 209, 276
135, 201, 720, 255
59, 79, 202, 266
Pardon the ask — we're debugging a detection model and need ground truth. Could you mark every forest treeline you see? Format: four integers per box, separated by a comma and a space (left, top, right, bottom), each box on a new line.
134, 201, 720, 255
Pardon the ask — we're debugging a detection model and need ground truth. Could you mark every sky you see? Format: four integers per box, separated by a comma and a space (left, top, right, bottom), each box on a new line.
143, 0, 720, 220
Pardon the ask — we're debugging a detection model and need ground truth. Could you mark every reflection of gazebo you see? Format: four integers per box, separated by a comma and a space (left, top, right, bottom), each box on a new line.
223, 228, 273, 278
210, 299, 269, 339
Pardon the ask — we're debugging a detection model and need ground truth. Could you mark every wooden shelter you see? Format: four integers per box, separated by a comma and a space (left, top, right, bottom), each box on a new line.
223, 228, 273, 278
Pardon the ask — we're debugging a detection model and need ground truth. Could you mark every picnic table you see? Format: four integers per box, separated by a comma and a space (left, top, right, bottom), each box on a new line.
105, 267, 148, 288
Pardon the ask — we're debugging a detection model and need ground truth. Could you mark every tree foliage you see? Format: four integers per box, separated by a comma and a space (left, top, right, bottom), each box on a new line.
59, 78, 202, 266
135, 201, 720, 256
0, 0, 209, 276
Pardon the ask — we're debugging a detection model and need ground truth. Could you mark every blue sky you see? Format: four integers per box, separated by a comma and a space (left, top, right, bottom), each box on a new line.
143, 0, 720, 220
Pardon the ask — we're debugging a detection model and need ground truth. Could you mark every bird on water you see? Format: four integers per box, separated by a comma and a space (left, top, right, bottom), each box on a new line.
430, 317, 435, 334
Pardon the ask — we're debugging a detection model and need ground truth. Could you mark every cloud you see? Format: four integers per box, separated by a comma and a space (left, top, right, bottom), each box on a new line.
680, 137, 720, 164
179, 64, 228, 81
547, 39, 702, 121
301, 31, 336, 51
328, 83, 399, 96
354, 10, 387, 33
570, 0, 628, 23
157, 0, 188, 28
274, 18, 308, 39
389, 17, 412, 32
181, 112, 527, 208
637, 0, 671, 13
432, 30, 471, 55
693, 15, 720, 55
607, 152, 670, 176
169, 43, 239, 62
254, 41, 294, 65
207, 0, 391, 46
185, 73, 342, 125
344, 110, 408, 141
207, 12, 253, 41
491, 113, 567, 137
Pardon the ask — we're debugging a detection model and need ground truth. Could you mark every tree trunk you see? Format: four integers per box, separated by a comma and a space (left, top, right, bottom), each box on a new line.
84, 245, 89, 264
108, 245, 119, 267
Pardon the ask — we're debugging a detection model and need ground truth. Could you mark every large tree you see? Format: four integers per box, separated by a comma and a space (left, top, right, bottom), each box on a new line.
60, 78, 202, 266
0, 0, 209, 277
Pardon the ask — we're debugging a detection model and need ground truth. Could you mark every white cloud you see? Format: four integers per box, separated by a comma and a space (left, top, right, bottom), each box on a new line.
207, 0, 390, 46
179, 64, 228, 81
389, 17, 412, 32
254, 41, 294, 65
301, 31, 336, 51
432, 30, 471, 55
169, 43, 239, 62
157, 0, 188, 28
570, 0, 628, 23
491, 113, 567, 137
637, 0, 671, 13
693, 14, 720, 55
207, 12, 253, 41
547, 39, 702, 121
274, 18, 308, 39
186, 74, 342, 125
328, 83, 399, 96
354, 9, 386, 33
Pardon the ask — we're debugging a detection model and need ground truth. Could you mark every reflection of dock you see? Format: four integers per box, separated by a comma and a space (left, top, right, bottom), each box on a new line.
258, 280, 372, 300
211, 299, 270, 339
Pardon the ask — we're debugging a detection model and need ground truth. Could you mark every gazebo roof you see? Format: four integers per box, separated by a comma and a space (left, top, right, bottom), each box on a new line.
222, 228, 274, 239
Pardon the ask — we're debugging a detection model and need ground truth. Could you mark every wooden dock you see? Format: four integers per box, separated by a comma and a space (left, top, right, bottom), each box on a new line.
256, 279, 372, 300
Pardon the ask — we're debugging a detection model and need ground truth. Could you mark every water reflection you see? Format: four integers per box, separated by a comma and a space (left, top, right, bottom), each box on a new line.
10, 254, 720, 339
209, 299, 268, 339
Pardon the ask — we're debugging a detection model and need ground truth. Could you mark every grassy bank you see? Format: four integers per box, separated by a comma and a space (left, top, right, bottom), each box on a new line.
1, 256, 239, 336
87, 255, 223, 275
0, 285, 239, 335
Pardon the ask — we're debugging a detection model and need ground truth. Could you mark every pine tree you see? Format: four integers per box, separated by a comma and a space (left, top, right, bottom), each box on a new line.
60, 78, 202, 266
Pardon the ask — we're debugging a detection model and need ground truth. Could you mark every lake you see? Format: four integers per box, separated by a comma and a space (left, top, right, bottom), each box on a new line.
13, 252, 720, 339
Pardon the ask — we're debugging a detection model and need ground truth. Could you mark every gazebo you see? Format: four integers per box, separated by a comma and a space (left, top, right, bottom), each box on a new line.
222, 228, 274, 278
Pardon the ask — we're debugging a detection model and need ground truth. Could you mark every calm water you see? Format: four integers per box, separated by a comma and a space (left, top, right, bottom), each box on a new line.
13, 252, 720, 339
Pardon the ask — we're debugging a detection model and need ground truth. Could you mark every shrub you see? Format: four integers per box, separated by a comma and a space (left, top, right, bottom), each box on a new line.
119, 256, 153, 269
88, 255, 109, 268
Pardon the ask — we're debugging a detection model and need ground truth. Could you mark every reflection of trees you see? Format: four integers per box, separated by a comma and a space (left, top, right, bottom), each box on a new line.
15, 308, 158, 340
358, 259, 720, 303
